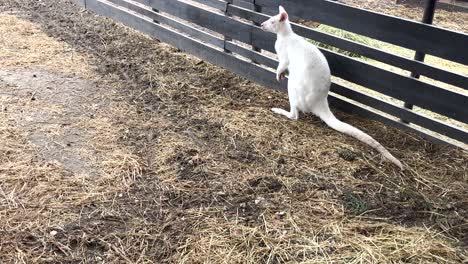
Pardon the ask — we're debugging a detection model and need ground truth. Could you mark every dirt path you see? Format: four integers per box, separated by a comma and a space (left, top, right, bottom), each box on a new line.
1, 0, 467, 263
0, 69, 103, 176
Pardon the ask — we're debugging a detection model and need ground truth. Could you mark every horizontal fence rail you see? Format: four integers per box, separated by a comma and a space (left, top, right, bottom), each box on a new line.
75, 0, 468, 148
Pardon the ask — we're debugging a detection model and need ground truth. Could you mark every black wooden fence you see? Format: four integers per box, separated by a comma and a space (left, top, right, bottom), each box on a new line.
74, 0, 468, 148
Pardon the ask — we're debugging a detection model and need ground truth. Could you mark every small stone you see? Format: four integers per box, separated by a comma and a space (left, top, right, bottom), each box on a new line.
276, 211, 286, 217
50, 230, 58, 236
254, 197, 265, 204
118, 193, 123, 198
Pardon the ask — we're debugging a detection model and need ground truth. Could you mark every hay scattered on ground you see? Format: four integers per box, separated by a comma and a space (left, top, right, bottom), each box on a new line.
0, 0, 467, 263
0, 13, 93, 77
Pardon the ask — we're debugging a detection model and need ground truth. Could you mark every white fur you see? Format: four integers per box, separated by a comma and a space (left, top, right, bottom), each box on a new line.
261, 6, 403, 169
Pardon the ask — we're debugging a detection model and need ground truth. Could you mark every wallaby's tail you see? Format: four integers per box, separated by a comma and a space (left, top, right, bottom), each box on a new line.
317, 105, 403, 170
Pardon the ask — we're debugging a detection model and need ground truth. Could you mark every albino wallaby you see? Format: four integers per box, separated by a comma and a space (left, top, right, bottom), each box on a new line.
261, 6, 403, 169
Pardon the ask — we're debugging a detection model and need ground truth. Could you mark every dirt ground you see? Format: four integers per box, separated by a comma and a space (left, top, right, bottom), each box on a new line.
0, 0, 467, 263
342, 0, 468, 34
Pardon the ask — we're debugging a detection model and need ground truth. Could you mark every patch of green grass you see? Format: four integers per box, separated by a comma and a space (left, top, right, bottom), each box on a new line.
343, 192, 369, 215
308, 25, 382, 58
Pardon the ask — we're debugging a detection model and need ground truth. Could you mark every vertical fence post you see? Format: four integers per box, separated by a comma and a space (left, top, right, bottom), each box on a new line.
151, 2, 160, 42
251, 1, 262, 63
151, 0, 159, 24
402, 0, 437, 124
224, 0, 233, 54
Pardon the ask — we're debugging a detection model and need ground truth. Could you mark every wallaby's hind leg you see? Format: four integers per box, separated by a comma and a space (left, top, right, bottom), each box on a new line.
272, 83, 299, 120
271, 106, 298, 120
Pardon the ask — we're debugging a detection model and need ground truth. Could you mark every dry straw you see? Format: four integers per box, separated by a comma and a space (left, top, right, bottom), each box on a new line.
0, 1, 467, 263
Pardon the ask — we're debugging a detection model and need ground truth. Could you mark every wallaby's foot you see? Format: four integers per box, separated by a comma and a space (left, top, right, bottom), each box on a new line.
271, 107, 298, 120
276, 72, 286, 82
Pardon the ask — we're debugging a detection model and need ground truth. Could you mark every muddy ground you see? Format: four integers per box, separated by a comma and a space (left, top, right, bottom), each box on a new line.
0, 0, 467, 263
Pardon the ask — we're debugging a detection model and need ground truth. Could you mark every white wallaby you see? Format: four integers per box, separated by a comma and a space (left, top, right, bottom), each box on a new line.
261, 6, 403, 169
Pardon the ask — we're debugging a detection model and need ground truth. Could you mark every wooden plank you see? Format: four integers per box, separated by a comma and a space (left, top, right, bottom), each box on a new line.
254, 0, 468, 65
130, 0, 149, 5
187, 0, 228, 10
148, 0, 254, 44
189, 0, 227, 10
81, 0, 468, 146
224, 0, 233, 54
225, 41, 277, 68
233, 0, 255, 10
226, 3, 468, 90
107, 0, 224, 47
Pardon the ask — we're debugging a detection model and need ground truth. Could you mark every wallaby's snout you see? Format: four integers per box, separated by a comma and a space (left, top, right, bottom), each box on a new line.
260, 20, 272, 32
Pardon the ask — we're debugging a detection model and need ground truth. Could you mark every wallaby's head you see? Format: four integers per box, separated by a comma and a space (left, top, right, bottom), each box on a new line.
261, 5, 289, 33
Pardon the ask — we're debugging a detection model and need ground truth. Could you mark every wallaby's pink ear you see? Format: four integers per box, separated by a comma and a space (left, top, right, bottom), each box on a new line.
279, 11, 288, 22
278, 6, 288, 22
279, 5, 286, 14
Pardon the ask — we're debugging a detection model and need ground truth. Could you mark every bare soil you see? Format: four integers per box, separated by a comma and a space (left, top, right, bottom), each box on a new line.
0, 69, 104, 176
0, 0, 467, 263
